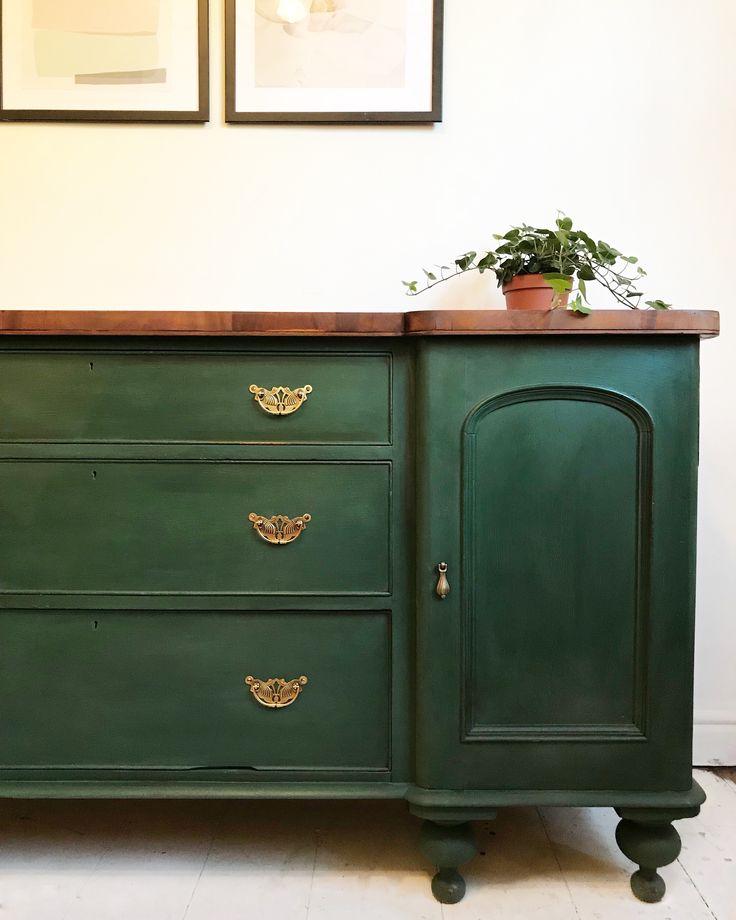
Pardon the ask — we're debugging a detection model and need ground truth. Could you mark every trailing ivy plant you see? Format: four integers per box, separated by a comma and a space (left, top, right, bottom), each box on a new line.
403, 215, 671, 314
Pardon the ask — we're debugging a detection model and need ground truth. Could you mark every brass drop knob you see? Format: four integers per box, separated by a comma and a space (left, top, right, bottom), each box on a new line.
436, 562, 450, 599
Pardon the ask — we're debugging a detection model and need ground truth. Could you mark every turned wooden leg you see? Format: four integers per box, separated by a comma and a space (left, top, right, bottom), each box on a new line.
615, 805, 700, 903
419, 820, 477, 904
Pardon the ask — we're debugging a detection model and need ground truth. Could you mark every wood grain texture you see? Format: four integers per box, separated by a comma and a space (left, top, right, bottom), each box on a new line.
0, 309, 719, 337
0, 311, 405, 336
404, 309, 720, 337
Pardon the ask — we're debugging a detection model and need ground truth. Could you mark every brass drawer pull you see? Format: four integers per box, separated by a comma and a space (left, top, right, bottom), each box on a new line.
248, 513, 312, 545
249, 384, 312, 416
245, 675, 308, 708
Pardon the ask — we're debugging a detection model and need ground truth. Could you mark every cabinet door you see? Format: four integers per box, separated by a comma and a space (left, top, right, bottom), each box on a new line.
416, 337, 700, 792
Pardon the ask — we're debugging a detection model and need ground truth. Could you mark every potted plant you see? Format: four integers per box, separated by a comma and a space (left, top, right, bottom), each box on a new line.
403, 215, 671, 314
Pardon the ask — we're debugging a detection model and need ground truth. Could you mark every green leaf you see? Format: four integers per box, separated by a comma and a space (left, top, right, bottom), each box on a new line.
423, 269, 437, 282
402, 281, 418, 294
454, 251, 477, 271
477, 252, 497, 274
578, 278, 588, 302
557, 216, 573, 231
577, 231, 597, 253
543, 273, 573, 295
577, 265, 595, 281
597, 241, 621, 263
645, 299, 672, 310
569, 295, 592, 315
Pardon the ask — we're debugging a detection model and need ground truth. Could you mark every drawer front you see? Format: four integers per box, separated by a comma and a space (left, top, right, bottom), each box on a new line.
0, 350, 391, 445
0, 461, 390, 595
0, 611, 390, 771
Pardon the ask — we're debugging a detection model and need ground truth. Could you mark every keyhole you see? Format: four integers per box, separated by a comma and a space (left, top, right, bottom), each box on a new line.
92, 470, 97, 480
89, 362, 94, 372
93, 621, 99, 630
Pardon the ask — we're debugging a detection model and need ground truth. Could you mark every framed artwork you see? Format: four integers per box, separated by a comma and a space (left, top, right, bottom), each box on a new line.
225, 0, 443, 124
0, 0, 209, 122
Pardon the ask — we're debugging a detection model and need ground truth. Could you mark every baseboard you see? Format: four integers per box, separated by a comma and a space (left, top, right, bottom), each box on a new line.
693, 711, 736, 766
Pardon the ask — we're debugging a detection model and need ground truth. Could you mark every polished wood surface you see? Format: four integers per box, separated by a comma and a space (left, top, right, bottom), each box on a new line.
0, 309, 719, 337
404, 309, 720, 337
0, 310, 405, 337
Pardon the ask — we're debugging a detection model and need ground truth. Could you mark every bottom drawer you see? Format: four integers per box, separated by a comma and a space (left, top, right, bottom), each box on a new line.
0, 610, 390, 772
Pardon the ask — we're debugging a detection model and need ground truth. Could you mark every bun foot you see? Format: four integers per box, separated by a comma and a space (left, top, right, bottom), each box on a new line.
614, 805, 701, 904
631, 867, 666, 903
431, 868, 466, 904
419, 820, 477, 904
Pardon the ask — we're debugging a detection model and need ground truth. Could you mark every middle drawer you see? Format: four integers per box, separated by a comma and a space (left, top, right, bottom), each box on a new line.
0, 460, 391, 596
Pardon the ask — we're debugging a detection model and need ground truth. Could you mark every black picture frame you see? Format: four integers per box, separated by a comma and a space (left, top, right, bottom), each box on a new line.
225, 0, 443, 124
0, 0, 209, 123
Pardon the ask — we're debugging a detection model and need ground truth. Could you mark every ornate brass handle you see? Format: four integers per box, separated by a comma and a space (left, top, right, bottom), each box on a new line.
245, 675, 308, 708
249, 384, 312, 416
436, 562, 450, 599
248, 513, 311, 545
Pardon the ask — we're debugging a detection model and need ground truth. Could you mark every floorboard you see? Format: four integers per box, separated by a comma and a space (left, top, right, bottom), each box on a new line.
0, 769, 733, 920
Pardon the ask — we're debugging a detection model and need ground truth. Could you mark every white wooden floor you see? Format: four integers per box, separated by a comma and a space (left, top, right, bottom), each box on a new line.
0, 768, 733, 920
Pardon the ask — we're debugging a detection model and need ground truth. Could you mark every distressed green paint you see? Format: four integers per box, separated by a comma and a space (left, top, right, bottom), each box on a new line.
416, 337, 700, 793
0, 460, 390, 595
464, 390, 649, 738
0, 610, 390, 770
0, 332, 707, 904
0, 349, 391, 445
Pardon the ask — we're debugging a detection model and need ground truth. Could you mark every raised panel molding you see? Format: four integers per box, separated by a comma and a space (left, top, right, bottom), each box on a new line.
460, 386, 654, 744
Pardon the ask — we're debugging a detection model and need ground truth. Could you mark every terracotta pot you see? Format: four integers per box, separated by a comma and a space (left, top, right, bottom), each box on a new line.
502, 273, 571, 310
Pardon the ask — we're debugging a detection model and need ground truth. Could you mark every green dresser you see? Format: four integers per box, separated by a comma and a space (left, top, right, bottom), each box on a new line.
0, 308, 719, 905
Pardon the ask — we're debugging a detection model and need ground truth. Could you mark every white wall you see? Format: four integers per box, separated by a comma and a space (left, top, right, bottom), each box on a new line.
1, 0, 734, 762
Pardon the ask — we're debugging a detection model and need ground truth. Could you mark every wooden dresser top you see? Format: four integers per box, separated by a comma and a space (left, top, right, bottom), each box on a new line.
0, 309, 720, 337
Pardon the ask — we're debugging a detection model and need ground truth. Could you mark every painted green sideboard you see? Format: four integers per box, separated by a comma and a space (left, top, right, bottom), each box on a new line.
0, 309, 720, 905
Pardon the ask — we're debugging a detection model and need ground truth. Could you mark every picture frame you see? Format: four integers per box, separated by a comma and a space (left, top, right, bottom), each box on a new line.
225, 0, 443, 124
0, 0, 209, 122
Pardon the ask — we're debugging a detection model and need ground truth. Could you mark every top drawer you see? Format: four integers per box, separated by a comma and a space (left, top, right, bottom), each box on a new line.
0, 349, 391, 445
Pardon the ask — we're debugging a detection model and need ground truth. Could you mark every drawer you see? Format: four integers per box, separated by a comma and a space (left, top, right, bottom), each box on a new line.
0, 460, 390, 595
0, 350, 391, 445
0, 610, 390, 771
